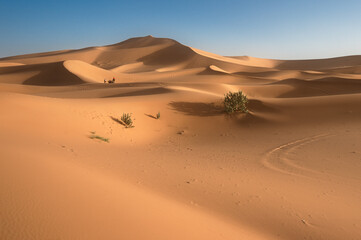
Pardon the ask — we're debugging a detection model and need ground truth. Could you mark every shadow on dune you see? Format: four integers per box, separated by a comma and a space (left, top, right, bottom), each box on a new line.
95, 82, 165, 88
110, 116, 123, 125
0, 49, 72, 61
197, 70, 228, 76
271, 77, 361, 98
275, 55, 361, 70
232, 112, 271, 126
138, 44, 195, 66
145, 113, 157, 119
197, 66, 230, 76
169, 99, 277, 117
0, 62, 85, 86
103, 87, 172, 98
248, 99, 281, 113
110, 116, 130, 127
169, 100, 274, 128
169, 102, 224, 116
23, 62, 84, 86
233, 70, 279, 77
109, 35, 175, 49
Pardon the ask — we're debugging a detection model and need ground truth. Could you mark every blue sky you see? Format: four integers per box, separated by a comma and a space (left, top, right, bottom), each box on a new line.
1, 0, 360, 59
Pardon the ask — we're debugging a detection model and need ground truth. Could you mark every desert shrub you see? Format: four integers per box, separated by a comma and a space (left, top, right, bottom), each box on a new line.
156, 112, 160, 119
224, 91, 248, 114
121, 113, 134, 128
89, 132, 109, 143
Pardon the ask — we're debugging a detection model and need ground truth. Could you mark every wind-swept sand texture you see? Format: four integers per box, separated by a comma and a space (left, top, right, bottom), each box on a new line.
1, 36, 361, 240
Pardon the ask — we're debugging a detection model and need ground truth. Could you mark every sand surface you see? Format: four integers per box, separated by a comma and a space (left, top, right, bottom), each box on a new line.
1, 36, 360, 240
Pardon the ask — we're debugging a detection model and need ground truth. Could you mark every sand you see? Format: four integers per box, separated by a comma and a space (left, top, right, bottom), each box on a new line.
0, 36, 360, 240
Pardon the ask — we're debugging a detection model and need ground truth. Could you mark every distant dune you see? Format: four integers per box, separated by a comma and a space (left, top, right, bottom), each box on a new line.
1, 36, 361, 240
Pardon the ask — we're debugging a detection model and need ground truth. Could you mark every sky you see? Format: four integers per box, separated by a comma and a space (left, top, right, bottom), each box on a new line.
1, 0, 361, 59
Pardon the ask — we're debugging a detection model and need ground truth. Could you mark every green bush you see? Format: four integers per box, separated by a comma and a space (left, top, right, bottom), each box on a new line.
121, 113, 134, 128
89, 132, 109, 143
224, 91, 248, 114
156, 112, 160, 119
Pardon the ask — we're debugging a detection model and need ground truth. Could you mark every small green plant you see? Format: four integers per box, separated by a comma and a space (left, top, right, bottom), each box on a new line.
121, 113, 134, 128
156, 112, 160, 119
224, 91, 248, 114
89, 132, 109, 143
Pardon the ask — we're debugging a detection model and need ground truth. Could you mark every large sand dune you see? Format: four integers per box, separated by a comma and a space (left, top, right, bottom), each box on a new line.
1, 36, 360, 240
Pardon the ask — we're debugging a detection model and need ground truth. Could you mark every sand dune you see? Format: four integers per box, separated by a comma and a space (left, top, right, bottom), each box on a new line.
228, 56, 278, 68
0, 61, 85, 85
272, 77, 361, 97
199, 65, 230, 75
275, 55, 361, 70
0, 62, 25, 67
1, 36, 361, 240
64, 60, 116, 83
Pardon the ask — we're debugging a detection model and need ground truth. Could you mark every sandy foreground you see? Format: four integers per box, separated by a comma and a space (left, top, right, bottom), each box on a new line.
0, 36, 360, 240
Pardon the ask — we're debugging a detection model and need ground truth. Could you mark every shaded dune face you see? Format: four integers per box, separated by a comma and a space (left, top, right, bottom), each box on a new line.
109, 35, 176, 49
1, 36, 361, 240
271, 77, 361, 97
275, 55, 361, 70
0, 62, 84, 86
138, 44, 196, 66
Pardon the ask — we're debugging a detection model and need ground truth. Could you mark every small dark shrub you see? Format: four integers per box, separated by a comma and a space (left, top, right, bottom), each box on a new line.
224, 91, 248, 114
89, 132, 109, 143
156, 112, 160, 119
121, 113, 134, 128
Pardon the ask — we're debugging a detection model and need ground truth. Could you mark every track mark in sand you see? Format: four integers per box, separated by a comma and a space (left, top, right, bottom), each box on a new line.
262, 133, 333, 178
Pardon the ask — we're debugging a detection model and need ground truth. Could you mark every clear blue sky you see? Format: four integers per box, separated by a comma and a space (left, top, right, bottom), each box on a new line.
1, 0, 360, 59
